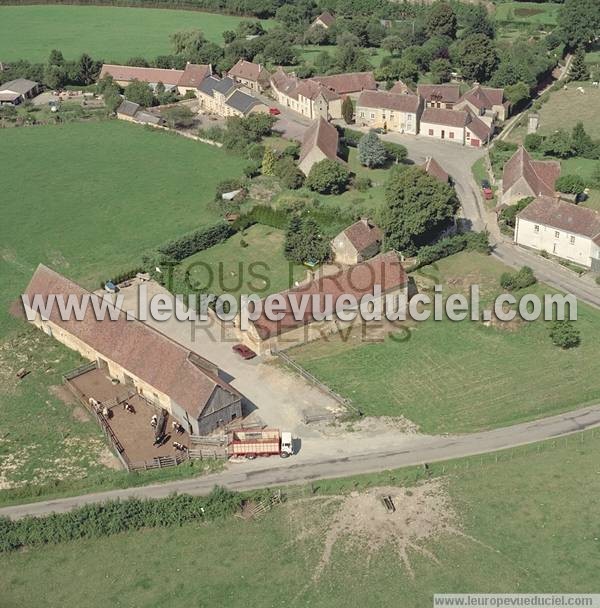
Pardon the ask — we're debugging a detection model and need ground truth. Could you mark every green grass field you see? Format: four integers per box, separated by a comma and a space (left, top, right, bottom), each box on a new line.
289, 252, 600, 434
0, 120, 246, 495
171, 224, 305, 301
1, 429, 598, 607
494, 2, 561, 25
0, 5, 273, 62
537, 82, 600, 139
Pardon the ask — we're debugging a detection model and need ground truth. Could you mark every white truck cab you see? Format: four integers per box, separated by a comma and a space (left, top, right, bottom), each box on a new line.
280, 432, 294, 457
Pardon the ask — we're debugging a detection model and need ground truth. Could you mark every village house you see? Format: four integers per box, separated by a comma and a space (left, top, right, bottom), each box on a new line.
227, 59, 270, 92
311, 71, 377, 99
355, 89, 422, 134
99, 63, 211, 93
501, 146, 560, 205
455, 84, 509, 123
420, 107, 493, 147
331, 219, 383, 265
422, 157, 449, 183
311, 10, 335, 29
389, 80, 416, 95
0, 78, 40, 105
515, 196, 600, 270
197, 74, 269, 117
298, 117, 345, 176
417, 84, 461, 110
23, 265, 243, 435
270, 68, 342, 120
115, 100, 165, 126
236, 251, 408, 354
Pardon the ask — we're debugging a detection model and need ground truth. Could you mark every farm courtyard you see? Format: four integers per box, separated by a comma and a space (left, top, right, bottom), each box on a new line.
289, 252, 600, 434
1, 430, 598, 607
0, 5, 273, 63
0, 120, 246, 495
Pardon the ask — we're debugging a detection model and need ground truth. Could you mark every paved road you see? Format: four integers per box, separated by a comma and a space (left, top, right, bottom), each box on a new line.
2, 403, 599, 520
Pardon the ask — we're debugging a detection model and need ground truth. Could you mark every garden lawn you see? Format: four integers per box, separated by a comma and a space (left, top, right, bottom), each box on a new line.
1, 429, 598, 607
170, 224, 305, 301
536, 82, 600, 139
289, 252, 600, 434
494, 2, 561, 26
0, 5, 273, 63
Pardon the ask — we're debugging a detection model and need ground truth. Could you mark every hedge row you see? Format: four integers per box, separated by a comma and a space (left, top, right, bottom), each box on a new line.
0, 487, 244, 553
233, 205, 289, 231
412, 231, 490, 270
157, 222, 234, 262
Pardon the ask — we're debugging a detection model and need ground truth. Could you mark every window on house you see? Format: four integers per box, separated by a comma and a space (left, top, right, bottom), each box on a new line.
534, 225, 540, 233
449, 132, 454, 139
555, 231, 560, 238
370, 112, 375, 119
360, 111, 364, 118
570, 236, 575, 245
428, 129, 434, 136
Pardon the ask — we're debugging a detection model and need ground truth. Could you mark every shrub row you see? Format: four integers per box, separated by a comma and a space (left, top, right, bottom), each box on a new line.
499, 266, 537, 291
412, 232, 490, 270
0, 487, 245, 553
156, 222, 234, 262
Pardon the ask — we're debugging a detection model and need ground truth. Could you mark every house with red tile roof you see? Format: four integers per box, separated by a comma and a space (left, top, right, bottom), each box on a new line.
298, 117, 345, 176
417, 83, 461, 109
420, 107, 493, 146
237, 251, 408, 353
502, 146, 561, 204
99, 63, 211, 93
515, 196, 600, 269
227, 59, 270, 92
311, 71, 377, 98
455, 84, 509, 122
388, 80, 416, 96
331, 219, 383, 265
22, 265, 243, 435
421, 157, 449, 183
270, 68, 342, 120
356, 89, 423, 134
311, 10, 335, 29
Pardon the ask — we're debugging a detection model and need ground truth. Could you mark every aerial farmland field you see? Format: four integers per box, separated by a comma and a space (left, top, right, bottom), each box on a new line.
0, 5, 273, 62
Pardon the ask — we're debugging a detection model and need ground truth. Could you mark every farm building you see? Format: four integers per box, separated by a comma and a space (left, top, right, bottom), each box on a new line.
515, 196, 600, 270
99, 63, 211, 93
236, 251, 408, 354
0, 78, 40, 105
501, 146, 560, 205
455, 84, 509, 122
227, 59, 270, 92
298, 116, 345, 176
116, 100, 164, 126
22, 265, 243, 435
331, 219, 383, 265
197, 75, 269, 117
311, 71, 377, 98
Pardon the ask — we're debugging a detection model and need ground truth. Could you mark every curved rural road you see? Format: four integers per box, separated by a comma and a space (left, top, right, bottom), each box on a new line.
2, 404, 600, 520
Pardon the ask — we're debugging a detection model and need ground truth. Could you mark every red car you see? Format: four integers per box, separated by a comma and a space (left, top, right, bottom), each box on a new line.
269, 107, 281, 116
481, 179, 494, 200
232, 344, 257, 360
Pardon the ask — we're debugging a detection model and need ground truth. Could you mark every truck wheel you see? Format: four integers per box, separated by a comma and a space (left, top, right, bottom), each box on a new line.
280, 452, 290, 458
246, 454, 256, 460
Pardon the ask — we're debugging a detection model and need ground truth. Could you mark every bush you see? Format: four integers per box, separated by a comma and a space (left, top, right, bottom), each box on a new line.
499, 266, 536, 291
524, 133, 543, 152
340, 127, 363, 148
555, 174, 586, 195
306, 159, 350, 194
0, 487, 245, 553
413, 232, 490, 269
382, 141, 408, 163
353, 176, 372, 192
499, 197, 533, 228
274, 156, 304, 189
549, 320, 580, 349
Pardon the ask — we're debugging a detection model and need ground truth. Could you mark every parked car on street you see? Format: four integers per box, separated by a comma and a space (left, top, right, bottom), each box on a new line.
232, 344, 257, 359
481, 179, 493, 200
269, 107, 281, 116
